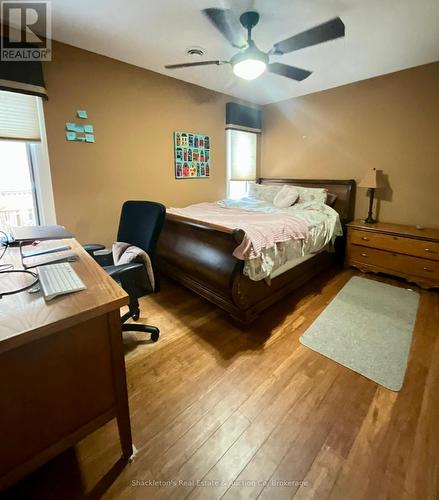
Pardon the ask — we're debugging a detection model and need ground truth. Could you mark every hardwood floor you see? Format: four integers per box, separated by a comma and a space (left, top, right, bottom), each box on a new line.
4, 269, 439, 500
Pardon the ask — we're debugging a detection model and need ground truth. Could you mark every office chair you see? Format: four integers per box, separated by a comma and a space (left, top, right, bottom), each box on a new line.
84, 201, 166, 342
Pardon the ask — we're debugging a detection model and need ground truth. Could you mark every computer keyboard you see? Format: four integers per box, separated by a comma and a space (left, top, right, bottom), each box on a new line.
37, 263, 86, 301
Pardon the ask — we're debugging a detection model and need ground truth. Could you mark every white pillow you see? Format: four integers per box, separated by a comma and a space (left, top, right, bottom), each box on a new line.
293, 186, 327, 204
273, 185, 299, 208
248, 183, 283, 203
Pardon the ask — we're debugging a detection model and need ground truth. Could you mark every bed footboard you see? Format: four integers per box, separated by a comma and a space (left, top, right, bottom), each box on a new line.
157, 214, 246, 315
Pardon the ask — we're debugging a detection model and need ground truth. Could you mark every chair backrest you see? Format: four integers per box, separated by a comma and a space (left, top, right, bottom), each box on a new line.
117, 201, 166, 257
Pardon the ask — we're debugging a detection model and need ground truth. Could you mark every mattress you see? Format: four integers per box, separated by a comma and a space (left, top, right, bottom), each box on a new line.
269, 247, 327, 280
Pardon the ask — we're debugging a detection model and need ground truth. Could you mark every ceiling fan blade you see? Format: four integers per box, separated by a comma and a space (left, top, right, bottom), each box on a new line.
271, 17, 345, 55
268, 63, 312, 81
165, 60, 227, 69
202, 8, 246, 48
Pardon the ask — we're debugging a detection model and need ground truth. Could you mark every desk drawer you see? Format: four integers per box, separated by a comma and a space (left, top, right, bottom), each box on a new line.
350, 229, 439, 261
350, 245, 439, 281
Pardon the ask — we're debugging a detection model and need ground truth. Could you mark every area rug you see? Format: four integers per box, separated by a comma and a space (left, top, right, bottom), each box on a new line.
299, 276, 420, 391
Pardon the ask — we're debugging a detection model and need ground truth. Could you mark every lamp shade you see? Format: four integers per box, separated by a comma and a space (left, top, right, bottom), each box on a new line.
359, 168, 385, 189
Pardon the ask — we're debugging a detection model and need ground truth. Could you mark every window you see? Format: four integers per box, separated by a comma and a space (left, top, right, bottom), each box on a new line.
0, 91, 55, 231
0, 141, 39, 230
226, 129, 257, 199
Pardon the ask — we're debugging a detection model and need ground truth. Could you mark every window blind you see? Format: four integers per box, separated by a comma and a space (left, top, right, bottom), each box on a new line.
227, 129, 257, 181
0, 90, 41, 141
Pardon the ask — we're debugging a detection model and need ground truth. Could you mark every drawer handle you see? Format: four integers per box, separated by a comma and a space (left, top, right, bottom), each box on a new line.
361, 253, 368, 257
361, 237, 370, 241
425, 248, 434, 253
423, 267, 432, 272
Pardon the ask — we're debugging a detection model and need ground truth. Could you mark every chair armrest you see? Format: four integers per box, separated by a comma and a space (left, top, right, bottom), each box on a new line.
82, 244, 114, 266
104, 262, 144, 280
82, 243, 106, 255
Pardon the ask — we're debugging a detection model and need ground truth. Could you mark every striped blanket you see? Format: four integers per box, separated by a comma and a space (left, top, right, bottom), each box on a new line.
167, 203, 309, 260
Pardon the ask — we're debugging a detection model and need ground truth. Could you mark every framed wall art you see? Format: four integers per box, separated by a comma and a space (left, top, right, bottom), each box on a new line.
174, 131, 210, 179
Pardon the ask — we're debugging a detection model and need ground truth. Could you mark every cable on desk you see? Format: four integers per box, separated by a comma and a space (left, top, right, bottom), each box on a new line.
0, 236, 40, 298
0, 230, 9, 267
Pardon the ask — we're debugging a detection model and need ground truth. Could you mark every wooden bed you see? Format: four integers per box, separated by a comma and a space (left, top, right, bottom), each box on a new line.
157, 178, 356, 325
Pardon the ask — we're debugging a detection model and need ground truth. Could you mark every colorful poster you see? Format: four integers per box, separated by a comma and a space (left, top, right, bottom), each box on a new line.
174, 131, 210, 179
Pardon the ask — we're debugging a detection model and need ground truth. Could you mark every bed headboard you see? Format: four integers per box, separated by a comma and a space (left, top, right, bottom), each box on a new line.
258, 178, 356, 224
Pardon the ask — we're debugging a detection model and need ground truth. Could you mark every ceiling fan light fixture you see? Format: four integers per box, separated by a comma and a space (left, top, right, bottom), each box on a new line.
233, 59, 266, 80
231, 42, 268, 80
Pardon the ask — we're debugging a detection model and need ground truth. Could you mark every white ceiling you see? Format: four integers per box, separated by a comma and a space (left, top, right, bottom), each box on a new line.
48, 0, 439, 105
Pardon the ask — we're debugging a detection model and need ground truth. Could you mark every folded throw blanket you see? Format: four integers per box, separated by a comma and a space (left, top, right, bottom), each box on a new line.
112, 242, 155, 292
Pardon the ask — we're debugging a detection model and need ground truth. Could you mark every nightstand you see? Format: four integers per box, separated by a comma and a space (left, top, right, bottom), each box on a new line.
346, 220, 439, 289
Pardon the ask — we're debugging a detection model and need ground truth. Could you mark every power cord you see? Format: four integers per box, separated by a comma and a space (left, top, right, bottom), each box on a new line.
0, 230, 9, 268
0, 234, 40, 298
0, 269, 39, 298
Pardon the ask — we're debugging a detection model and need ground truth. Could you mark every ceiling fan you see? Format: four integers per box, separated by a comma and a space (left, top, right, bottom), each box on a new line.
165, 9, 345, 81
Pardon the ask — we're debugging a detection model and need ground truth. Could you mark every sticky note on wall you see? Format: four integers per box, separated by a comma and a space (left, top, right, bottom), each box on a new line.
66, 131, 76, 141
77, 110, 88, 119
84, 124, 94, 133
85, 134, 95, 143
66, 123, 85, 133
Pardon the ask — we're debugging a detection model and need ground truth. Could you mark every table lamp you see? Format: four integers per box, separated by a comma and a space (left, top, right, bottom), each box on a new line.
358, 168, 384, 224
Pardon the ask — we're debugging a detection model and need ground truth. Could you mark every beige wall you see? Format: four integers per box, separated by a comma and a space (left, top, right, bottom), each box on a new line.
43, 42, 438, 243
261, 62, 439, 228
43, 42, 242, 244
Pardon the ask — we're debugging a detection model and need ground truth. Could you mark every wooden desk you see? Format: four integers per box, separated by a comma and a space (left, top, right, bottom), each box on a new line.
0, 239, 132, 491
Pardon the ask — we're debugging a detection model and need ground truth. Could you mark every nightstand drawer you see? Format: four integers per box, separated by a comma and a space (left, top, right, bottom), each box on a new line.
350, 245, 439, 281
350, 229, 439, 261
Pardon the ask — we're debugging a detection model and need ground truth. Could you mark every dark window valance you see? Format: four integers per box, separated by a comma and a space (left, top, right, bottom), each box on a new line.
0, 40, 47, 99
226, 102, 261, 133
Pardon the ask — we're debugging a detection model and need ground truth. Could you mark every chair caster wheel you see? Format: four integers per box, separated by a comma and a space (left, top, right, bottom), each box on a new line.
132, 312, 139, 321
150, 331, 159, 342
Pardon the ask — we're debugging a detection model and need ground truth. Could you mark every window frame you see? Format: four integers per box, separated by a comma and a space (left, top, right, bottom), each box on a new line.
26, 143, 41, 224
31, 97, 56, 225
